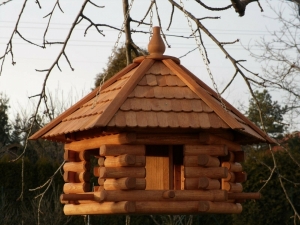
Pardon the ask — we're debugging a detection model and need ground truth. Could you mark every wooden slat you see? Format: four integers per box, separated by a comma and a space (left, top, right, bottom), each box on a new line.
65, 133, 136, 152
93, 59, 156, 127
29, 62, 139, 140
178, 63, 275, 143
163, 59, 243, 130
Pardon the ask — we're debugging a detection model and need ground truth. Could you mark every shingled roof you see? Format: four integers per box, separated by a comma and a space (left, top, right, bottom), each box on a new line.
30, 27, 275, 144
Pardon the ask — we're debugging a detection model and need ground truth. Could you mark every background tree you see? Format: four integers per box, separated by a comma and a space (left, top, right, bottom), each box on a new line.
247, 89, 288, 139
0, 93, 11, 147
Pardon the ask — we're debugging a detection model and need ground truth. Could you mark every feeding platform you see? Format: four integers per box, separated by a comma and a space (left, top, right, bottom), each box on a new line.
30, 27, 275, 215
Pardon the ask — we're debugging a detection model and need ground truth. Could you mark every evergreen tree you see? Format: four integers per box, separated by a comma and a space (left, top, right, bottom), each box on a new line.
94, 46, 147, 87
0, 93, 11, 146
247, 90, 288, 139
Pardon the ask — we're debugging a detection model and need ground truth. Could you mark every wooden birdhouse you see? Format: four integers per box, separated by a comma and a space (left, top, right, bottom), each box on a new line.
30, 27, 275, 215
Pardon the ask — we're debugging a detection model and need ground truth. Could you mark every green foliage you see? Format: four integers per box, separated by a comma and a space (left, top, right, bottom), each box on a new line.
232, 140, 300, 225
94, 46, 147, 87
246, 89, 288, 139
0, 93, 11, 146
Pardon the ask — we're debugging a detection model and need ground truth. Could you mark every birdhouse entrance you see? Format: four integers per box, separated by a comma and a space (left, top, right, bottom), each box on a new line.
145, 145, 184, 190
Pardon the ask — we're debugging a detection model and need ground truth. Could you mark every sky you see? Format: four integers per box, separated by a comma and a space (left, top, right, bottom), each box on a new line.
0, 0, 296, 127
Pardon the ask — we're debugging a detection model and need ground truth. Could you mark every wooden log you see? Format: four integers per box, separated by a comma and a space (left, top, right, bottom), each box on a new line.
60, 193, 94, 202
222, 162, 243, 172
222, 172, 235, 182
228, 192, 261, 200
222, 181, 243, 192
199, 133, 241, 151
184, 167, 228, 179
235, 172, 247, 183
135, 201, 199, 214
64, 201, 136, 215
198, 201, 242, 214
100, 144, 145, 156
64, 150, 78, 162
184, 145, 228, 156
104, 155, 136, 167
104, 155, 146, 167
135, 133, 201, 145
183, 155, 220, 167
93, 186, 104, 192
104, 177, 136, 190
219, 151, 235, 162
135, 178, 146, 190
63, 161, 90, 173
64, 171, 90, 183
184, 177, 220, 190
99, 190, 227, 202
93, 166, 100, 177
78, 150, 90, 161
98, 178, 105, 186
63, 183, 89, 194
99, 167, 146, 178
65, 133, 137, 152
98, 157, 105, 166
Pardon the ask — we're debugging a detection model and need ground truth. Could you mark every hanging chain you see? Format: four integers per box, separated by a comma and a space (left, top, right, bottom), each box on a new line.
92, 0, 135, 109
179, 0, 227, 111
149, 0, 154, 41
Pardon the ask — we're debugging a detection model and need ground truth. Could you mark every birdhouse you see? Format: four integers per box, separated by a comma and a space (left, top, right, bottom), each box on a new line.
30, 27, 275, 215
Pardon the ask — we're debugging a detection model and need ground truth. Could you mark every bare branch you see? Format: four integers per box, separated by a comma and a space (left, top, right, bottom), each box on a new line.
194, 0, 232, 11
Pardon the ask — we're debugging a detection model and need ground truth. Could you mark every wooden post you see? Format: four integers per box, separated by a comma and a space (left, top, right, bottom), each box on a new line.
63, 161, 90, 172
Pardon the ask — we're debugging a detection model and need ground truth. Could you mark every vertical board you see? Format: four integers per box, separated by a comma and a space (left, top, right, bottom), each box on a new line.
145, 146, 169, 190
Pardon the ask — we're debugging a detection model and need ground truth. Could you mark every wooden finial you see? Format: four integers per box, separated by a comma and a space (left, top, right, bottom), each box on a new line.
148, 26, 165, 55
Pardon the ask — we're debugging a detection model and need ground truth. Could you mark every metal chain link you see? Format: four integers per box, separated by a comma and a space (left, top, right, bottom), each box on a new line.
179, 0, 227, 111
149, 0, 154, 41
92, 0, 135, 109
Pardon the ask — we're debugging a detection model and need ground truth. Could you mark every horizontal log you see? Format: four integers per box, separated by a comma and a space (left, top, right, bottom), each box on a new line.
228, 192, 261, 200
100, 144, 145, 156
99, 167, 146, 178
222, 181, 243, 192
64, 171, 90, 183
63, 182, 90, 194
104, 177, 136, 190
99, 190, 227, 202
136, 133, 201, 145
184, 155, 220, 167
78, 150, 90, 161
63, 161, 90, 173
104, 155, 146, 167
135, 201, 199, 214
64, 201, 136, 215
184, 177, 220, 190
184, 167, 228, 179
93, 186, 104, 192
65, 133, 137, 152
64, 150, 78, 162
199, 201, 242, 214
199, 133, 241, 151
60, 193, 94, 202
98, 157, 105, 166
222, 172, 235, 182
184, 145, 228, 156
98, 178, 105, 186
222, 162, 243, 172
